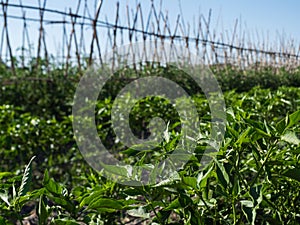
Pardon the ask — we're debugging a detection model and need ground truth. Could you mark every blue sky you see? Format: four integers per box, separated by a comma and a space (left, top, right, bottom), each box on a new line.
1, 0, 299, 58
104, 0, 299, 43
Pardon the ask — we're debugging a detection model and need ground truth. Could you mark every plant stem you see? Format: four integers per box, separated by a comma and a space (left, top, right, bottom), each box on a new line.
250, 141, 277, 188
232, 199, 237, 225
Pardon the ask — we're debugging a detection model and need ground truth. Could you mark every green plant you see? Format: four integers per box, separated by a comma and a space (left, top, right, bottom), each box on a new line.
0, 63, 300, 224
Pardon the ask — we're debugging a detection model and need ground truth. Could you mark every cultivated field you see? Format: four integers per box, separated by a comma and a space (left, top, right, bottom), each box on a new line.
0, 1, 300, 224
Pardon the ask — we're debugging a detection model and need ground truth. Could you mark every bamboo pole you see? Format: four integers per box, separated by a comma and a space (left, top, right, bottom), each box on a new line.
1, 0, 15, 75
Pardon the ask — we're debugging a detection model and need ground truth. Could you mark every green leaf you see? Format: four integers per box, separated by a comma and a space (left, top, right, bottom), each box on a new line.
276, 117, 286, 135
241, 200, 255, 225
254, 128, 272, 138
178, 194, 193, 207
0, 190, 10, 206
44, 177, 64, 195
101, 164, 131, 178
0, 216, 9, 225
240, 200, 254, 208
0, 172, 13, 180
276, 110, 300, 134
249, 185, 263, 205
164, 194, 193, 211
287, 110, 300, 129
227, 126, 239, 139
43, 171, 69, 197
16, 189, 44, 207
235, 127, 252, 146
232, 177, 240, 197
281, 132, 300, 145
43, 169, 50, 185
18, 156, 36, 197
154, 210, 172, 224
121, 148, 139, 156
215, 160, 229, 190
127, 207, 150, 218
182, 176, 198, 189
51, 219, 82, 225
281, 168, 300, 182
42, 171, 74, 212
165, 198, 181, 210
88, 198, 123, 212
153, 172, 180, 187
80, 190, 105, 208
198, 163, 214, 188
38, 195, 49, 225
123, 187, 145, 196
12, 184, 16, 200
0, 218, 4, 225
47, 195, 75, 212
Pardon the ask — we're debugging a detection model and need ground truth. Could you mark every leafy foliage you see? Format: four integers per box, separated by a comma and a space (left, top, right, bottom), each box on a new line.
0, 64, 300, 224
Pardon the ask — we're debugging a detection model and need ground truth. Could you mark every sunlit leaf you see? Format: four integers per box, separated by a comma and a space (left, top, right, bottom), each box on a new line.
281, 132, 300, 145
18, 156, 36, 197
